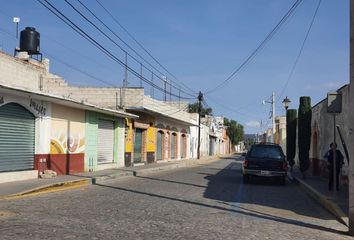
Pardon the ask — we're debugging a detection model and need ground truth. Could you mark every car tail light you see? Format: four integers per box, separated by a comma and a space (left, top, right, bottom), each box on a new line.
282, 161, 288, 170
244, 160, 249, 167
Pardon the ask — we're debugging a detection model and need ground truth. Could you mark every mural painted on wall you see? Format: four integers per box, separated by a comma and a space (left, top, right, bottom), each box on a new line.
50, 133, 85, 154
50, 104, 86, 154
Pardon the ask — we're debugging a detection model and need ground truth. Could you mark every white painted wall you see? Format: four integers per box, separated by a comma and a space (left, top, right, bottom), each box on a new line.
0, 91, 51, 154
311, 85, 351, 177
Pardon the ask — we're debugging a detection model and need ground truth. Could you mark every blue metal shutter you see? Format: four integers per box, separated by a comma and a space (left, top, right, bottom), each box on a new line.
98, 119, 114, 164
0, 103, 35, 172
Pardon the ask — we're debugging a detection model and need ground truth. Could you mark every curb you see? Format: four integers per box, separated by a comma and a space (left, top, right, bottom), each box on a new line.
0, 154, 235, 200
0, 179, 90, 201
91, 171, 135, 184
291, 176, 349, 226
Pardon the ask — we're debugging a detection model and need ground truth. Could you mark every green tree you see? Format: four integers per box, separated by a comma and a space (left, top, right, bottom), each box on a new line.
224, 117, 244, 145
188, 102, 213, 116
298, 96, 312, 175
286, 109, 297, 168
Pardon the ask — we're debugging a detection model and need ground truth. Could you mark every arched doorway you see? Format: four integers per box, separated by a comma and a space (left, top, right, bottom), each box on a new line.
157, 130, 164, 160
0, 103, 35, 172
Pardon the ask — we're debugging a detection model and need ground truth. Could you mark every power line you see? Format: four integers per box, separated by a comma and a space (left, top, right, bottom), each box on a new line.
277, 0, 322, 103
203, 95, 263, 120
36, 0, 194, 100
64, 0, 194, 98
94, 0, 197, 95
205, 0, 304, 95
44, 52, 117, 87
42, 33, 118, 73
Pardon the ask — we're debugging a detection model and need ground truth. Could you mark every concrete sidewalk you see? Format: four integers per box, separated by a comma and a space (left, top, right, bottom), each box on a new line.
289, 167, 349, 226
0, 154, 232, 200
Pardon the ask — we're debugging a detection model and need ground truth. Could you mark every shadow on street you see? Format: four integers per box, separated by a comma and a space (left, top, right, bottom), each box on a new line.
93, 156, 348, 236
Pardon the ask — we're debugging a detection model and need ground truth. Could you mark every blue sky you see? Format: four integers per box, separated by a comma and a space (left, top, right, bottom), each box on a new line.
0, 0, 349, 134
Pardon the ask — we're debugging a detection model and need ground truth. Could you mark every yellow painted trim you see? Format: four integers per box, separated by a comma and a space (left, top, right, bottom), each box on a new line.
0, 180, 89, 201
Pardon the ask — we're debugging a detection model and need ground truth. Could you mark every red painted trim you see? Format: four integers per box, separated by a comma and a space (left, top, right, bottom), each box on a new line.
34, 153, 84, 176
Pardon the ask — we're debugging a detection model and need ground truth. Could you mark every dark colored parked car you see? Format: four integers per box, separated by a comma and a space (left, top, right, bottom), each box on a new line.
242, 143, 288, 184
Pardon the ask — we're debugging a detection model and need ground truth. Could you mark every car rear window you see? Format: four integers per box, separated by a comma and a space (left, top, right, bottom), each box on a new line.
247, 145, 284, 159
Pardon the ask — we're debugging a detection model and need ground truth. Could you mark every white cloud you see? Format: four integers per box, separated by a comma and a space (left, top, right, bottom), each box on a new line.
245, 121, 261, 128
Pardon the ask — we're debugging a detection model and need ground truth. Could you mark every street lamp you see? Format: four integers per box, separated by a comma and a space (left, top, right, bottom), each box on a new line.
282, 96, 291, 110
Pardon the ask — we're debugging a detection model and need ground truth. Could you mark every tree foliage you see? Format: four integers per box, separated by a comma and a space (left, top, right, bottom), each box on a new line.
224, 118, 244, 145
298, 96, 312, 173
188, 102, 213, 116
286, 109, 297, 167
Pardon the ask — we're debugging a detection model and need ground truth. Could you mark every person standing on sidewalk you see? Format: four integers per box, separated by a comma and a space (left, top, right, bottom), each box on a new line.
324, 142, 344, 191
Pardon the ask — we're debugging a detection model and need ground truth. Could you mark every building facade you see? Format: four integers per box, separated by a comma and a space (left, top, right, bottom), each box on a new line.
0, 51, 135, 183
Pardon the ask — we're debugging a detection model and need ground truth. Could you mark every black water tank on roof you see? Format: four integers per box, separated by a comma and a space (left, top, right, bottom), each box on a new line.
20, 27, 40, 55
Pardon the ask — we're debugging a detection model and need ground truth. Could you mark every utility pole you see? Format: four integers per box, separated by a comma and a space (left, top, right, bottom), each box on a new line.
169, 79, 172, 101
151, 71, 154, 98
121, 52, 128, 108
163, 76, 167, 101
349, 0, 354, 235
178, 87, 181, 108
140, 63, 143, 88
197, 91, 203, 159
272, 92, 276, 143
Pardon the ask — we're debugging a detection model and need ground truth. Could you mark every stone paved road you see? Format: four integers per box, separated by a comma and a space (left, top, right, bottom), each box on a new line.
0, 156, 351, 240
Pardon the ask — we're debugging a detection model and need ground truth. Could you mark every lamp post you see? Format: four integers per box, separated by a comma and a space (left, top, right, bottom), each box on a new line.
282, 96, 291, 110
283, 96, 291, 161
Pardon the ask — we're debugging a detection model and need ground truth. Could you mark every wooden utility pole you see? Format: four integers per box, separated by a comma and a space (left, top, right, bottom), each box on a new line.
349, 0, 354, 235
197, 91, 203, 159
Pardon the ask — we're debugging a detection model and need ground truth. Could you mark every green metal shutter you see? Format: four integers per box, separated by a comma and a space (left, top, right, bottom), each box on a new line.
157, 131, 163, 160
0, 103, 35, 172
134, 129, 142, 163
98, 119, 114, 164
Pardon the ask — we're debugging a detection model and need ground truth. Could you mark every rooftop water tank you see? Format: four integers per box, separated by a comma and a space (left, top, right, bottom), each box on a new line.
19, 27, 40, 55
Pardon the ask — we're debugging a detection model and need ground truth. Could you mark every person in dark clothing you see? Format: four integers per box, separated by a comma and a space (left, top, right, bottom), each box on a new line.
324, 142, 344, 191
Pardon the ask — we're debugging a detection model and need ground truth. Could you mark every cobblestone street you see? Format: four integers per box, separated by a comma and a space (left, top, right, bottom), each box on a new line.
0, 156, 350, 240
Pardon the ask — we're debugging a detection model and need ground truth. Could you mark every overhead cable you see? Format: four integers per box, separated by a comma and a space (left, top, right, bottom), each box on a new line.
64, 0, 194, 98
277, 0, 322, 103
205, 0, 303, 95
94, 0, 197, 95
36, 0, 194, 100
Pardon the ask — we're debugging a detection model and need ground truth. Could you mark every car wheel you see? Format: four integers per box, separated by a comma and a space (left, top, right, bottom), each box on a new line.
243, 174, 250, 183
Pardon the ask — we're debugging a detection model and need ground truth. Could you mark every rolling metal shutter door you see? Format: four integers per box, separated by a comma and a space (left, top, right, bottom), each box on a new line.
0, 103, 35, 172
157, 131, 163, 160
171, 134, 176, 159
98, 119, 114, 164
133, 129, 142, 163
